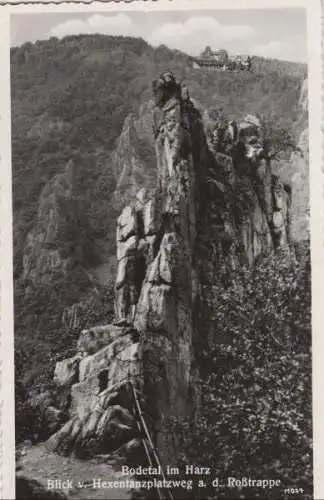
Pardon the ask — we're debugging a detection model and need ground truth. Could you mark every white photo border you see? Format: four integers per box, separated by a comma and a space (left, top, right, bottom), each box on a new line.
0, 1, 321, 498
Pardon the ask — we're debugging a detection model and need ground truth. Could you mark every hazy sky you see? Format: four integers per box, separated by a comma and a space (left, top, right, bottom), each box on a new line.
10, 8, 307, 63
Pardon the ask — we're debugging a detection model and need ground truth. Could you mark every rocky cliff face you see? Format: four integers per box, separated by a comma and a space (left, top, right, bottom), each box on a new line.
46, 74, 292, 467
274, 78, 308, 242
22, 160, 76, 285
291, 78, 309, 240
113, 102, 157, 212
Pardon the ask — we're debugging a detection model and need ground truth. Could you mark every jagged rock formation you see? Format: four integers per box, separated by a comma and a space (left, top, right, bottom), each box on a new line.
113, 103, 156, 212
46, 73, 292, 466
291, 78, 309, 240
22, 160, 76, 285
274, 78, 308, 242
46, 323, 141, 458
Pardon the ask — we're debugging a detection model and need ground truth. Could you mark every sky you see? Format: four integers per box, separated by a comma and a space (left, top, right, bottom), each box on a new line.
10, 8, 307, 63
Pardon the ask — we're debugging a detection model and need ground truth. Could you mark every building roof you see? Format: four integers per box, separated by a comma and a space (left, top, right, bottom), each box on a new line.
192, 58, 227, 67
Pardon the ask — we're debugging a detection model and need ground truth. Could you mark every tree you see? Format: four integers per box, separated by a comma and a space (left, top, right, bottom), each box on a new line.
168, 245, 312, 500
263, 121, 303, 160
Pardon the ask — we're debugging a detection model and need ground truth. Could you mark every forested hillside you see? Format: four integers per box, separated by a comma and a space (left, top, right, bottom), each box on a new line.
11, 34, 308, 440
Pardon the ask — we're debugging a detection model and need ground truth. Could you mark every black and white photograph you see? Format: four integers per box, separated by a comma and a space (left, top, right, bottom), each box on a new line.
0, 1, 321, 498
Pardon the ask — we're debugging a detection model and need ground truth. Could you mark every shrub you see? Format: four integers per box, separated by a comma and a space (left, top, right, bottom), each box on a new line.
172, 244, 312, 499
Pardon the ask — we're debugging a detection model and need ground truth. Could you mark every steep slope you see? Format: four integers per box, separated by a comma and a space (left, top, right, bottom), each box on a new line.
11, 35, 306, 279
11, 35, 305, 245
286, 78, 309, 240
112, 102, 156, 211
11, 35, 308, 439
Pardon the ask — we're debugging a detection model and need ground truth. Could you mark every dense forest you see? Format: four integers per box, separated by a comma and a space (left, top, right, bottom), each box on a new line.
11, 34, 309, 450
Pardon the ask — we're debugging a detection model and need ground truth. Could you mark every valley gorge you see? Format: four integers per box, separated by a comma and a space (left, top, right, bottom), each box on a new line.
12, 35, 311, 500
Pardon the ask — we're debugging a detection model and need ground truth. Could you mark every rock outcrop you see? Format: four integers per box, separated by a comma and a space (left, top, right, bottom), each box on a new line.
113, 103, 157, 212
291, 78, 309, 240
22, 160, 76, 285
273, 78, 309, 242
46, 73, 293, 467
46, 324, 141, 458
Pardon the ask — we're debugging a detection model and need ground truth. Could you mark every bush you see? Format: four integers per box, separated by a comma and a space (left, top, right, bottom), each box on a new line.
171, 244, 312, 499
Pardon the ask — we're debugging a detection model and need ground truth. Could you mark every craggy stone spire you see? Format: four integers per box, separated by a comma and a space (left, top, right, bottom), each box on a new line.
113, 73, 202, 464
46, 73, 292, 468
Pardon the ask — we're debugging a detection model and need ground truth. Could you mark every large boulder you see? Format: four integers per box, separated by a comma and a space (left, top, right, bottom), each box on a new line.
47, 325, 141, 457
